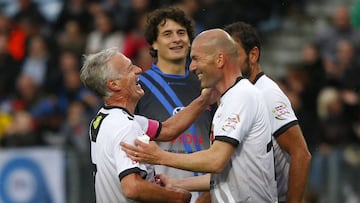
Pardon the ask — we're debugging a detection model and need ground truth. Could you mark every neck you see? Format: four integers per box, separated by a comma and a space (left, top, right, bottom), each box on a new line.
217, 66, 242, 95
248, 64, 262, 84
105, 96, 137, 114
156, 58, 186, 75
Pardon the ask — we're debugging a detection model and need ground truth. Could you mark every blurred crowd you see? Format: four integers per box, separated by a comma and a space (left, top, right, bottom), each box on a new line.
0, 0, 303, 151
274, 4, 360, 202
0, 0, 359, 202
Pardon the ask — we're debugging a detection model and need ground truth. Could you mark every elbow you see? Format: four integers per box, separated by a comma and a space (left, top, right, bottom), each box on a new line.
157, 123, 177, 141
121, 180, 141, 200
304, 149, 312, 166
292, 147, 312, 168
208, 160, 226, 173
300, 145, 312, 165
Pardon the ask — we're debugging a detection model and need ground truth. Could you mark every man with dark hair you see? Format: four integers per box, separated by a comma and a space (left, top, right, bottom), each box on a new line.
224, 21, 311, 203
136, 7, 214, 202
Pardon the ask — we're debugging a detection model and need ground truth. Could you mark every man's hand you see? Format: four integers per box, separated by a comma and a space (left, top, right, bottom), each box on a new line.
155, 173, 175, 188
201, 88, 220, 106
120, 139, 164, 165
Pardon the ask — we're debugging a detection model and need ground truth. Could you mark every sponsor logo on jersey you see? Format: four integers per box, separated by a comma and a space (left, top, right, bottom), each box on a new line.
272, 101, 290, 120
222, 113, 240, 132
172, 106, 184, 115
170, 134, 203, 145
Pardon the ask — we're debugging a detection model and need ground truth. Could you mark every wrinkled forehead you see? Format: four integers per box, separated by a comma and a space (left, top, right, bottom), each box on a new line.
109, 53, 131, 71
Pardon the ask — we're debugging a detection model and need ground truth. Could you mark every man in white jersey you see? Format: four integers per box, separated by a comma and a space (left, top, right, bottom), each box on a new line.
224, 21, 312, 203
80, 47, 218, 203
121, 29, 278, 203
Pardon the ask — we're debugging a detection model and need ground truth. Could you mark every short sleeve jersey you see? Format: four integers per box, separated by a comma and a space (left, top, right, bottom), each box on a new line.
210, 77, 278, 203
89, 106, 155, 203
254, 73, 298, 202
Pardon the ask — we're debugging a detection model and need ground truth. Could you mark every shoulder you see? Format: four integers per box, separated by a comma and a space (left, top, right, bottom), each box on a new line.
226, 79, 262, 103
99, 107, 134, 126
255, 76, 288, 99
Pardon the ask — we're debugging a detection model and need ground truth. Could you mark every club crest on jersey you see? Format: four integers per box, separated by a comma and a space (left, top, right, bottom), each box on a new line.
173, 106, 184, 115
272, 101, 290, 120
221, 113, 240, 132
93, 115, 103, 129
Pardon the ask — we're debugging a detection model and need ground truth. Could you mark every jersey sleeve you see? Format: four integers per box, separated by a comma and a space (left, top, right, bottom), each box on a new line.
213, 91, 255, 147
262, 87, 298, 138
111, 121, 149, 181
134, 115, 162, 140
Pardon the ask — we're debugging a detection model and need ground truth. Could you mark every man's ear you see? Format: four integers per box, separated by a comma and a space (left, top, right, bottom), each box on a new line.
152, 42, 158, 51
249, 47, 260, 63
216, 53, 224, 67
107, 80, 121, 91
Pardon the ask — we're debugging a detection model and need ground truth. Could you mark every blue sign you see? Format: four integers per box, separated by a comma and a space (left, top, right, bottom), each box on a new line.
0, 157, 53, 203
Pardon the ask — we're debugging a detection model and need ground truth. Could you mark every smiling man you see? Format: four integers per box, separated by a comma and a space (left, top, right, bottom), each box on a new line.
135, 7, 215, 203
79, 47, 195, 203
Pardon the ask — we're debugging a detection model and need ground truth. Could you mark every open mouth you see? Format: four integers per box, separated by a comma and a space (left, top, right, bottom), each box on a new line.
136, 78, 141, 86
170, 46, 183, 50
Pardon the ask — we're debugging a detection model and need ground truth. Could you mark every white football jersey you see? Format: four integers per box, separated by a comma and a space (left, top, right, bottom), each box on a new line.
254, 73, 298, 202
210, 77, 278, 203
90, 106, 155, 203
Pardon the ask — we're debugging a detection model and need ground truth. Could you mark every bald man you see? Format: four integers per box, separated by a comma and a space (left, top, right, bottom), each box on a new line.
121, 29, 278, 203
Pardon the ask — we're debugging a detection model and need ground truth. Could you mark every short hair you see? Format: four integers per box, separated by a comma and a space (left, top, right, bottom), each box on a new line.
80, 47, 119, 98
144, 7, 194, 58
224, 22, 262, 60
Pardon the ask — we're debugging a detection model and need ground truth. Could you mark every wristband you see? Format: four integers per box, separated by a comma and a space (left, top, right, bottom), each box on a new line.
146, 119, 161, 140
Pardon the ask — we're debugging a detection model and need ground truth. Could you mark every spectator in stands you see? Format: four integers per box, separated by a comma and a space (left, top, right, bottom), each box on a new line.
54, 0, 93, 34
0, 13, 11, 35
85, 11, 124, 54
301, 43, 326, 112
0, 33, 20, 97
122, 12, 153, 71
11, 0, 48, 32
55, 50, 100, 117
336, 39, 360, 91
3, 74, 45, 145
175, 0, 205, 35
309, 86, 357, 203
335, 39, 360, 142
56, 19, 86, 57
313, 5, 360, 80
19, 34, 60, 94
0, 110, 41, 147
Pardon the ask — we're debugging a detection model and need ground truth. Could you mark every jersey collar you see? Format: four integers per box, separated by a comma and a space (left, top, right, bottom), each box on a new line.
103, 105, 134, 117
253, 72, 265, 84
150, 62, 189, 78
222, 76, 244, 96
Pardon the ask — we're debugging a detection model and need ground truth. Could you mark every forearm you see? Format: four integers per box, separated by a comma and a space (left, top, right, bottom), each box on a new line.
142, 185, 191, 203
170, 174, 211, 191
123, 174, 191, 203
277, 125, 312, 203
286, 150, 311, 203
159, 142, 232, 173
160, 149, 215, 172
